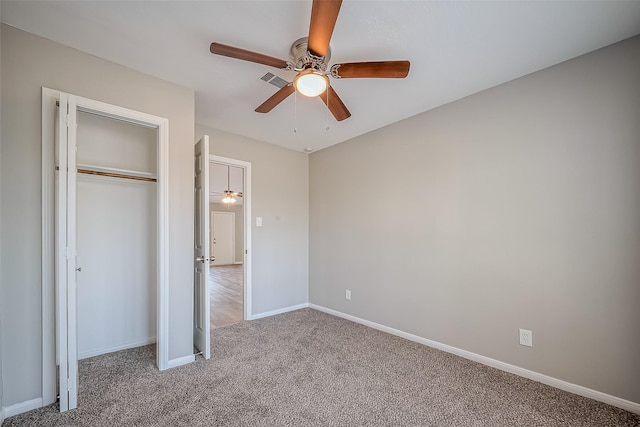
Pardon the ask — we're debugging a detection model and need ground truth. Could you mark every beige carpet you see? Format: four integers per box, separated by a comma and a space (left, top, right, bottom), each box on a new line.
3, 308, 639, 426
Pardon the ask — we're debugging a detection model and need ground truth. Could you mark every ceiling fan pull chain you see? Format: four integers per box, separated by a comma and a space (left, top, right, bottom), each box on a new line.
325, 86, 330, 131
293, 90, 298, 133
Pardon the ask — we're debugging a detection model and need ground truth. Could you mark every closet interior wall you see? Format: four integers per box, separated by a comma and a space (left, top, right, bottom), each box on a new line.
75, 110, 158, 359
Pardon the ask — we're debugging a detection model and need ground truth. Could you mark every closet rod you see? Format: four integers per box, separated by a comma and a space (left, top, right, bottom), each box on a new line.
77, 169, 157, 182
55, 166, 157, 182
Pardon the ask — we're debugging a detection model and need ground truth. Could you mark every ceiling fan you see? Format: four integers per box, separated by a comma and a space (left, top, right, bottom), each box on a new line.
211, 164, 243, 204
209, 0, 410, 122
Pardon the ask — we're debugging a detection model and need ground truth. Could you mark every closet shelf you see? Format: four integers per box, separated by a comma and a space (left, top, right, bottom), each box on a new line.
76, 164, 157, 182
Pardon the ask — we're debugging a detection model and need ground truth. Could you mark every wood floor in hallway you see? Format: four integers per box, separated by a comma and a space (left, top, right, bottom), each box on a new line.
209, 264, 244, 328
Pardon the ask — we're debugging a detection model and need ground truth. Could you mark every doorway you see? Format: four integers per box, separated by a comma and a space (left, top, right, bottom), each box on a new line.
41, 88, 170, 412
209, 157, 252, 328
75, 110, 158, 360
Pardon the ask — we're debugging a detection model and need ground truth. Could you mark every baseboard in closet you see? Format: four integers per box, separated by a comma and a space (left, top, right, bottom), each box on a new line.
79, 336, 156, 360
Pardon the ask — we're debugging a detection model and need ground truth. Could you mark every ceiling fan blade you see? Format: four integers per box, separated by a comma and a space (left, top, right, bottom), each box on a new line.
332, 61, 410, 78
307, 0, 342, 57
319, 86, 351, 121
210, 42, 289, 69
255, 84, 295, 113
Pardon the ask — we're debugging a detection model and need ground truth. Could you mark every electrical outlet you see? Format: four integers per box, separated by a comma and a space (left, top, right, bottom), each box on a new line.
345, 289, 351, 301
519, 329, 533, 347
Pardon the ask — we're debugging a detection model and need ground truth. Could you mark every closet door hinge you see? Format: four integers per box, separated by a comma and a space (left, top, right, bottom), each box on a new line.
66, 114, 76, 128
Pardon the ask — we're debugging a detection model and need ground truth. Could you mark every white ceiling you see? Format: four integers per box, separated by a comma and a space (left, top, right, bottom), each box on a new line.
3, 1, 640, 153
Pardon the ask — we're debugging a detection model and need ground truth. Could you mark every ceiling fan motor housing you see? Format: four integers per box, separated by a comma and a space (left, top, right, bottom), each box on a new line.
290, 37, 331, 72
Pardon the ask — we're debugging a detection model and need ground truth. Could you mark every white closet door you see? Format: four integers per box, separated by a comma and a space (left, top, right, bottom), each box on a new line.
56, 93, 78, 411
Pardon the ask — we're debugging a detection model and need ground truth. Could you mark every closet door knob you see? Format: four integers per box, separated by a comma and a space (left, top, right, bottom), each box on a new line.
75, 267, 82, 272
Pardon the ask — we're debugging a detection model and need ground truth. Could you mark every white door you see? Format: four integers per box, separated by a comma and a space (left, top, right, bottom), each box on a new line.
193, 136, 211, 359
56, 93, 79, 411
212, 212, 235, 265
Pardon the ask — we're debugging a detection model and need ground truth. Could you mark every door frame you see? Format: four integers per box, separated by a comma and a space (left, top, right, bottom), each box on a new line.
209, 155, 252, 320
41, 87, 170, 410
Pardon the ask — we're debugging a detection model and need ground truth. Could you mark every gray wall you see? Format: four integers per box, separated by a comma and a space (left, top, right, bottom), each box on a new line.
309, 35, 640, 404
0, 25, 195, 407
210, 202, 244, 263
196, 125, 309, 316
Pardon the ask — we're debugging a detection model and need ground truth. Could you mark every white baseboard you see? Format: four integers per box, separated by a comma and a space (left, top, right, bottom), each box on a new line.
233, 261, 243, 265
167, 354, 195, 369
79, 336, 156, 360
3, 397, 43, 419
309, 304, 640, 415
249, 303, 309, 320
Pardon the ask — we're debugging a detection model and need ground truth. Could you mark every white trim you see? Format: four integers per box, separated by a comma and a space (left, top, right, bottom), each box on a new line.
248, 303, 310, 321
66, 95, 79, 410
209, 155, 252, 320
3, 398, 43, 419
41, 88, 57, 406
309, 304, 640, 415
55, 92, 70, 411
156, 107, 170, 371
78, 337, 156, 360
233, 261, 244, 265
167, 354, 196, 369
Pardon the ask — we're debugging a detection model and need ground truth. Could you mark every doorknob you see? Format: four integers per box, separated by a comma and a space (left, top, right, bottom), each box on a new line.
195, 256, 206, 263
75, 267, 82, 272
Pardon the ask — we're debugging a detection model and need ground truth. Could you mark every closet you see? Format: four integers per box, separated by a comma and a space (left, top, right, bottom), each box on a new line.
43, 89, 170, 412
75, 110, 158, 359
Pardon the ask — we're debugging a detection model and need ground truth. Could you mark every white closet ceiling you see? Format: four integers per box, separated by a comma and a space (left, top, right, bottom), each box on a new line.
3, 1, 640, 152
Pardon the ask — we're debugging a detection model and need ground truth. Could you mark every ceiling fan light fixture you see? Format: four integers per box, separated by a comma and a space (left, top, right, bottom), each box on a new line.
294, 69, 328, 97
222, 190, 236, 204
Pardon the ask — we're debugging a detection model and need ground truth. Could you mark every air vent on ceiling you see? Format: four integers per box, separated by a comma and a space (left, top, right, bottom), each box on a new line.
261, 72, 275, 82
260, 72, 289, 89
